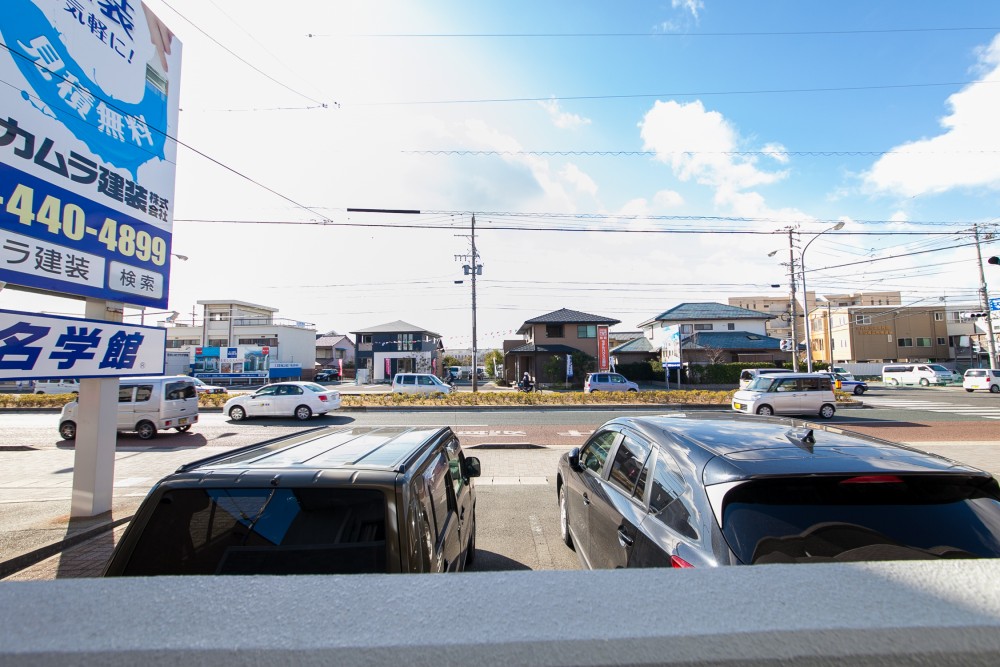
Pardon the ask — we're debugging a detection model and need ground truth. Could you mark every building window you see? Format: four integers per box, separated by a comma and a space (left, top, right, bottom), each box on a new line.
855, 315, 872, 325
238, 338, 278, 347
916, 338, 931, 347
359, 335, 372, 344
937, 337, 946, 345
679, 324, 693, 334
934, 312, 944, 321
208, 338, 228, 347
577, 325, 597, 338
727, 323, 735, 330
400, 333, 414, 351
694, 323, 713, 331
898, 338, 913, 347
546, 324, 564, 338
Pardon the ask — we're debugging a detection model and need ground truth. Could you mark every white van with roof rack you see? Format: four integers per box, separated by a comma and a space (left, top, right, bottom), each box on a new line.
58, 375, 199, 440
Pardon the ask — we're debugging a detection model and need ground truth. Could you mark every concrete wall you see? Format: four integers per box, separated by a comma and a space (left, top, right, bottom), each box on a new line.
3, 561, 1000, 665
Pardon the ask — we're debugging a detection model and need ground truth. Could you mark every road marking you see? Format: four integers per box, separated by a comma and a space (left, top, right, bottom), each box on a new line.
557, 430, 594, 437
456, 430, 527, 436
528, 513, 554, 570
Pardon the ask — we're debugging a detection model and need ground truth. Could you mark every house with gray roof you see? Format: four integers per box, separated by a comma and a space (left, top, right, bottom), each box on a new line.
638, 302, 791, 365
315, 332, 356, 372
351, 320, 444, 383
504, 308, 620, 384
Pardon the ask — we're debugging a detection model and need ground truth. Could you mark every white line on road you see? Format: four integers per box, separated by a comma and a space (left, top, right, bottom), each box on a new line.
528, 514, 554, 570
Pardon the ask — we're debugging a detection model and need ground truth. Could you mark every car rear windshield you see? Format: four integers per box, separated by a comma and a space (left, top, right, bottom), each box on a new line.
720, 475, 1000, 564
967, 370, 987, 377
120, 487, 387, 576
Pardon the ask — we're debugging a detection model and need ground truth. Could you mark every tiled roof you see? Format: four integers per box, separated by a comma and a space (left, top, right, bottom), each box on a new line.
505, 343, 582, 355
638, 302, 772, 327
517, 308, 620, 335
682, 331, 782, 350
315, 335, 354, 348
349, 320, 442, 337
610, 337, 655, 354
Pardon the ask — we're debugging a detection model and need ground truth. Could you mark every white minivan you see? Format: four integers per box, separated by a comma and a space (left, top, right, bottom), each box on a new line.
882, 364, 953, 387
732, 372, 837, 419
738, 367, 793, 389
58, 375, 199, 440
391, 373, 455, 395
33, 379, 80, 394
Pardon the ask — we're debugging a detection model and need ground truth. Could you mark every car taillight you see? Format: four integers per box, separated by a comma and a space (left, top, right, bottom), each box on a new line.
840, 475, 904, 484
670, 555, 694, 568
319, 395, 328, 401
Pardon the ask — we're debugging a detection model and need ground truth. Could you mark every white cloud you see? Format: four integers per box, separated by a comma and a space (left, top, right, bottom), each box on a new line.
653, 189, 684, 208
538, 98, 592, 130
864, 33, 1000, 197
560, 163, 598, 197
761, 142, 790, 164
639, 99, 788, 191
672, 0, 704, 19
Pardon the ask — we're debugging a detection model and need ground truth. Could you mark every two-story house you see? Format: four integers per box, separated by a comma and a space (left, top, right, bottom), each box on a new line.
503, 308, 620, 384
351, 320, 444, 383
639, 302, 789, 365
315, 332, 356, 373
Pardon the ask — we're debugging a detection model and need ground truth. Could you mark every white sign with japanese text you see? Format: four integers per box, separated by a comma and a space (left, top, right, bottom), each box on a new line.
0, 308, 165, 380
0, 1, 182, 308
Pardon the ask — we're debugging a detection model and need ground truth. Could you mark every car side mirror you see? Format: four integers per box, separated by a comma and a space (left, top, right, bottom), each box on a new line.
465, 456, 482, 478
568, 447, 582, 472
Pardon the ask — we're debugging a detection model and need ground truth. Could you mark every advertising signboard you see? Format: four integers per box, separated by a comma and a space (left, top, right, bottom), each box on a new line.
0, 307, 165, 379
597, 326, 610, 372
0, 1, 182, 308
661, 325, 681, 367
990, 298, 1000, 312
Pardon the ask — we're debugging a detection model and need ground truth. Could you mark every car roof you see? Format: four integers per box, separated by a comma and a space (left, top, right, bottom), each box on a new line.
176, 425, 451, 476
604, 413, 988, 486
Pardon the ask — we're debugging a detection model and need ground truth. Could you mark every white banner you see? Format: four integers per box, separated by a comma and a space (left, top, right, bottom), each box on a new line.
0, 308, 165, 379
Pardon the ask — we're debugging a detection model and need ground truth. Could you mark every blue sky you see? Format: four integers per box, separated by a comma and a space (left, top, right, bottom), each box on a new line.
6, 0, 1000, 347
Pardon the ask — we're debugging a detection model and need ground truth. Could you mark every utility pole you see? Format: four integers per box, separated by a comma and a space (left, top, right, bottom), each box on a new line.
454, 215, 483, 393
973, 223, 998, 369
787, 228, 800, 372
470, 214, 479, 393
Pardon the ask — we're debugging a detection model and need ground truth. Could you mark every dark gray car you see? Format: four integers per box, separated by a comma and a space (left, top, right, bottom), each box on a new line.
557, 413, 1000, 569
103, 425, 480, 576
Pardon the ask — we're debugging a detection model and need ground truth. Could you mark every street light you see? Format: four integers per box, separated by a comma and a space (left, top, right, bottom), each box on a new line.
800, 221, 845, 372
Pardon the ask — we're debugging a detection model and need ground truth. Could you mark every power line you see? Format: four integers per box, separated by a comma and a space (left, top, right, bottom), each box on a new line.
311, 27, 1000, 38
353, 79, 999, 106
406, 149, 1000, 157
159, 0, 337, 108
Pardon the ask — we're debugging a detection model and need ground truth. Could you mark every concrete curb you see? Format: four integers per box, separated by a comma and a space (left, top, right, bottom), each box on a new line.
0, 515, 132, 579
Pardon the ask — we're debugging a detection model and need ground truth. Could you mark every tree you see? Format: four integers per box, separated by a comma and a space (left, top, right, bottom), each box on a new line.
543, 354, 564, 384
700, 345, 728, 365
483, 349, 503, 377
569, 351, 596, 387
442, 355, 462, 369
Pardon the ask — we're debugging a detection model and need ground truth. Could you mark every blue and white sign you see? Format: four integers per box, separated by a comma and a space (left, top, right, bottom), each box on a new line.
0, 1, 181, 308
661, 324, 681, 364
989, 298, 1000, 312
0, 307, 165, 380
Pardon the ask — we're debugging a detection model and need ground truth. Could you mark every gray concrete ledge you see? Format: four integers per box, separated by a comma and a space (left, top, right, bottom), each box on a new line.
2, 561, 1000, 665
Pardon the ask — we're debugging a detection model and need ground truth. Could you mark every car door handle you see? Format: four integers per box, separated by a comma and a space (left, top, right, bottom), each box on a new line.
617, 527, 634, 547
582, 492, 591, 506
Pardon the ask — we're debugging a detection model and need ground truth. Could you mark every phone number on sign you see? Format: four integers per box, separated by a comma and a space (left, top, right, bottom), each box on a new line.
1, 182, 167, 266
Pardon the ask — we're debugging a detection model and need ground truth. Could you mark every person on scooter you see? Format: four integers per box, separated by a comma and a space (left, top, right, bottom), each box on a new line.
520, 372, 534, 392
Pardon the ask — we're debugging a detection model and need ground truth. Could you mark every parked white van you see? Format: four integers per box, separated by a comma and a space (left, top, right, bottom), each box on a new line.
881, 364, 953, 387
33, 379, 79, 394
732, 372, 837, 419
738, 367, 793, 389
58, 375, 199, 441
391, 373, 456, 395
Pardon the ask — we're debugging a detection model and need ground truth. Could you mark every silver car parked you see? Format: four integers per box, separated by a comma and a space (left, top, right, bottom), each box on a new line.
584, 373, 639, 393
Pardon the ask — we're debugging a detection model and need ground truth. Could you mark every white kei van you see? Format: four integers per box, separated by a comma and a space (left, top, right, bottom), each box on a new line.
391, 373, 456, 395
58, 375, 199, 441
732, 372, 837, 419
33, 379, 80, 394
881, 364, 952, 387
738, 367, 793, 389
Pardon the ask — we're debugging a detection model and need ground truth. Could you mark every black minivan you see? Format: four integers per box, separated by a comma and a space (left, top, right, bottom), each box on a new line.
103, 426, 480, 576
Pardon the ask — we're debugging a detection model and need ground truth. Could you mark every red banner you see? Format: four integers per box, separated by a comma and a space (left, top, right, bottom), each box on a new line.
337, 358, 343, 376
597, 326, 610, 371
385, 357, 391, 379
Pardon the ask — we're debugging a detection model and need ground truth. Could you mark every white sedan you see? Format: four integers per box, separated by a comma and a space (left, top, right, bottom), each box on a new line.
191, 377, 228, 394
224, 382, 341, 421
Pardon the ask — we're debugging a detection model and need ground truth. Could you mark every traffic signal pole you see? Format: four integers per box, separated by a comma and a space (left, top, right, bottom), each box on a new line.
973, 224, 998, 369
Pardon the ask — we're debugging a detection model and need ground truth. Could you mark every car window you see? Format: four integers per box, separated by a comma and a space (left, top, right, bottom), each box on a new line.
800, 377, 821, 391
134, 385, 153, 402
648, 453, 698, 540
775, 378, 798, 392
118, 386, 134, 402
120, 487, 388, 575
165, 381, 196, 401
403, 375, 416, 385
721, 475, 1000, 564
256, 386, 278, 396
304, 383, 326, 392
580, 430, 618, 474
610, 375, 625, 384
418, 376, 434, 385
424, 453, 455, 541
608, 433, 651, 498
445, 439, 466, 495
